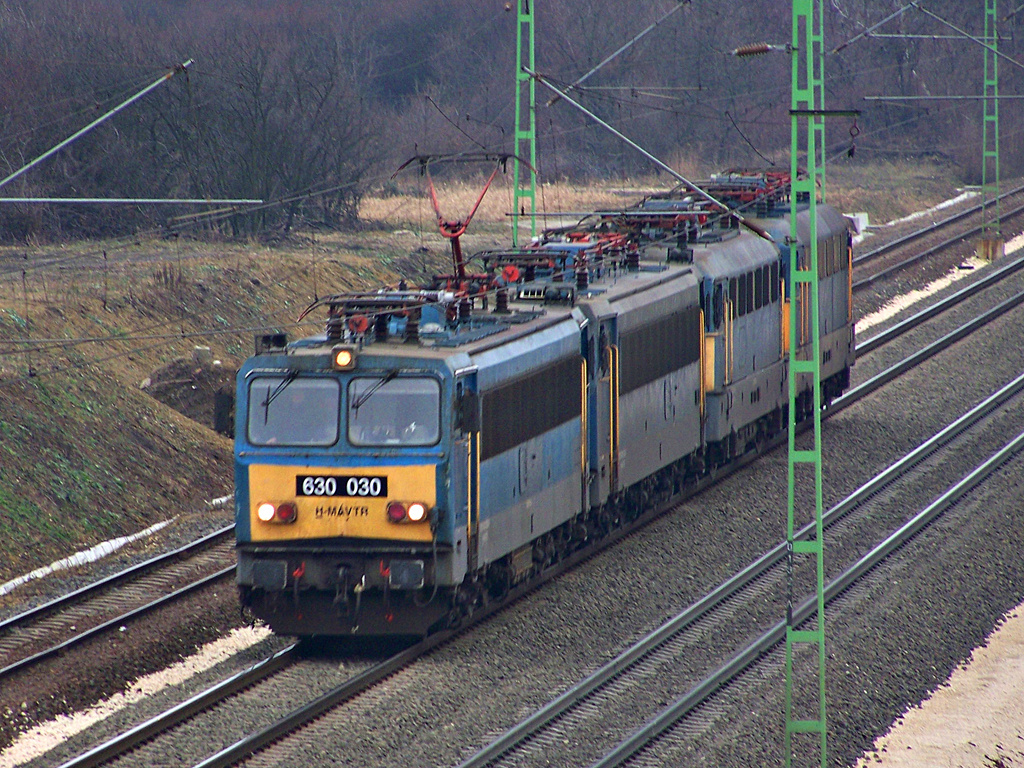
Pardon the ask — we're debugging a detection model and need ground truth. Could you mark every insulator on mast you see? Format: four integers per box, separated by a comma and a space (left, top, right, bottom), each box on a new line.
729, 42, 787, 57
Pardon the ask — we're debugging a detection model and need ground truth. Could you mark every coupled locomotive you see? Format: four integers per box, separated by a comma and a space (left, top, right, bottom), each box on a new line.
233, 171, 854, 637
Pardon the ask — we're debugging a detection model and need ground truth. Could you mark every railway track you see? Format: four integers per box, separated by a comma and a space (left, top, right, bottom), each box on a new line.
5, 205, 1020, 767
41, 254, 1024, 768
851, 183, 1024, 292
0, 525, 234, 684
457, 372, 1024, 767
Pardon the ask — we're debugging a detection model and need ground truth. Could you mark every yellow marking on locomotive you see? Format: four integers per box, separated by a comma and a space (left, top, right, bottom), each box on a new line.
698, 309, 706, 418
724, 297, 734, 385
782, 297, 790, 355
847, 242, 853, 324
580, 358, 587, 493
248, 464, 435, 542
609, 344, 620, 493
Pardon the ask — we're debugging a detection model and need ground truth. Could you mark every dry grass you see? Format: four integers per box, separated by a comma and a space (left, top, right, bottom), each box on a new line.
825, 155, 968, 225
362, 156, 968, 234
360, 176, 671, 241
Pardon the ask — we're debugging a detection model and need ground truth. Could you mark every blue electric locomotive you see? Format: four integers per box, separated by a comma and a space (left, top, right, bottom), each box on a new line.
233, 173, 854, 637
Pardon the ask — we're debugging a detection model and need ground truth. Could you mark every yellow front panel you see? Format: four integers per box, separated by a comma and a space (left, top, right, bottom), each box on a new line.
248, 463, 436, 542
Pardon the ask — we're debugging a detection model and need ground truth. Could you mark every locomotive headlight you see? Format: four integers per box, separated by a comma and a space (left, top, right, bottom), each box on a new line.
332, 345, 356, 370
275, 502, 298, 524
386, 501, 430, 524
256, 501, 298, 524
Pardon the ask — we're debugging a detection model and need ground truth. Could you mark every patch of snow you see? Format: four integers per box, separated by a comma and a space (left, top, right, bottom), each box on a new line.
854, 600, 1024, 767
852, 229, 874, 247
0, 494, 236, 598
0, 626, 272, 767
856, 257, 987, 336
1004, 231, 1024, 256
0, 519, 176, 598
878, 190, 978, 229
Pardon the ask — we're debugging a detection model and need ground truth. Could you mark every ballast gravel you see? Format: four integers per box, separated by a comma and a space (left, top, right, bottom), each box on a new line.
7, 236, 1024, 767
86, 268, 1023, 768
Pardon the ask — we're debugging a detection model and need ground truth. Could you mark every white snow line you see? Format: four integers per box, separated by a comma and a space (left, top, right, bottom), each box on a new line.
0, 518, 177, 598
0, 493, 236, 598
1004, 231, 1024, 256
857, 227, 1024, 336
856, 257, 988, 335
0, 626, 272, 768
876, 190, 979, 229
205, 494, 234, 510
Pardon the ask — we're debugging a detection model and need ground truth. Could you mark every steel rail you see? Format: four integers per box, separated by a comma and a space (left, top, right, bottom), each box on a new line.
58, 644, 299, 768
0, 524, 233, 636
0, 567, 234, 680
853, 199, 1024, 291
455, 370, 1024, 768
852, 182, 1024, 266
592, 427, 1024, 768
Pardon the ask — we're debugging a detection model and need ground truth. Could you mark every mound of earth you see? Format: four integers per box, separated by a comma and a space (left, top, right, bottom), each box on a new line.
142, 349, 237, 436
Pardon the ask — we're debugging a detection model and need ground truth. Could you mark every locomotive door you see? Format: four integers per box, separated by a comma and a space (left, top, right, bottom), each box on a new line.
592, 318, 619, 504
454, 368, 479, 571
702, 277, 730, 392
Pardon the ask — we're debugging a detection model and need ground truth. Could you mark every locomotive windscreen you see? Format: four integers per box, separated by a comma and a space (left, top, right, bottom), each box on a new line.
247, 376, 340, 446
348, 376, 441, 447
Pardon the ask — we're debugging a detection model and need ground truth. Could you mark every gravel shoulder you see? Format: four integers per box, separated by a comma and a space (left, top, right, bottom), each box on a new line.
854, 600, 1024, 767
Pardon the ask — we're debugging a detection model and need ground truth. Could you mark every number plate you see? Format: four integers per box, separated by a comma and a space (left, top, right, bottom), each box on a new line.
296, 474, 388, 497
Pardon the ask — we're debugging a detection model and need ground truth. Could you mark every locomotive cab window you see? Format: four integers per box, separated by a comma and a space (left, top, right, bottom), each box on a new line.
348, 375, 440, 446
247, 375, 340, 446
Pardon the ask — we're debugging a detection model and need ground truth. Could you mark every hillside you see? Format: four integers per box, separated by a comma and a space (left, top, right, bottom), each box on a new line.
0, 162, 962, 589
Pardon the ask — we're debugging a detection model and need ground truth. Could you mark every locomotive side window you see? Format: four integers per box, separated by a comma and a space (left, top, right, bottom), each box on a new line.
746, 270, 755, 313
754, 268, 763, 310
348, 376, 440, 446
481, 357, 582, 460
247, 376, 340, 446
618, 305, 701, 393
771, 261, 779, 302
738, 274, 747, 316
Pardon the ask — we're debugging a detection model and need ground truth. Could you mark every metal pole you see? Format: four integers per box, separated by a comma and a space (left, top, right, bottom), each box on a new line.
0, 60, 194, 192
511, 1, 536, 247
786, 1, 827, 765
980, 0, 1003, 258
